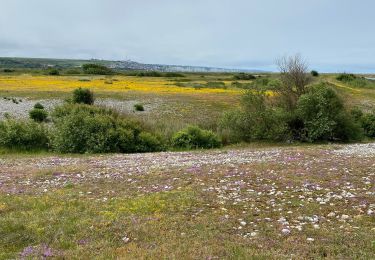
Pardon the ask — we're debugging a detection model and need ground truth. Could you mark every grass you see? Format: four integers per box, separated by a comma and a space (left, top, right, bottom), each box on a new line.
0, 144, 374, 258
0, 72, 375, 258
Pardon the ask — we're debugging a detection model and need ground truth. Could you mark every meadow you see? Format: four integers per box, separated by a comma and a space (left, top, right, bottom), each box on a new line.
0, 69, 374, 259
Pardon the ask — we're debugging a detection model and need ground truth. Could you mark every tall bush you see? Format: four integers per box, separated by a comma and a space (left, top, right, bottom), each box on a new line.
296, 84, 362, 141
0, 119, 49, 150
51, 104, 164, 153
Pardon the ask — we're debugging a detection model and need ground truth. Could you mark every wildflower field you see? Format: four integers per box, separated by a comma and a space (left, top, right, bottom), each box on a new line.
0, 143, 374, 259
0, 72, 374, 259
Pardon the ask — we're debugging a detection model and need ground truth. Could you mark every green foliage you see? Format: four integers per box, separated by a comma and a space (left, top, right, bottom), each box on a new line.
311, 70, 319, 77
136, 71, 163, 77
336, 73, 356, 81
205, 81, 226, 89
360, 113, 375, 138
47, 68, 60, 75
172, 125, 221, 149
72, 88, 94, 105
165, 72, 185, 77
220, 91, 289, 142
82, 64, 114, 75
134, 103, 144, 111
233, 73, 256, 80
29, 108, 48, 122
51, 104, 164, 153
296, 84, 362, 142
3, 69, 14, 73
33, 102, 44, 109
221, 83, 362, 143
65, 68, 81, 75
0, 119, 49, 150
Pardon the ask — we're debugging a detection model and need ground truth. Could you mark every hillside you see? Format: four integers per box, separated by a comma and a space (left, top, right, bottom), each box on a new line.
0, 57, 263, 73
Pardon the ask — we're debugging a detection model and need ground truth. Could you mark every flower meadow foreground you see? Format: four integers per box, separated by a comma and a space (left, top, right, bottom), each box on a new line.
0, 143, 374, 259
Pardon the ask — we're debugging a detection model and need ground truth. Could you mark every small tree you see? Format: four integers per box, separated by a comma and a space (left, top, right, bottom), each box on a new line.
311, 70, 319, 77
276, 54, 311, 110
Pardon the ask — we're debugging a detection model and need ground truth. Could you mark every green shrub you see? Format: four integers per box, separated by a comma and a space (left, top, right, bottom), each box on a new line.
34, 102, 44, 109
360, 112, 375, 138
220, 91, 289, 142
233, 73, 256, 80
29, 108, 48, 122
296, 84, 362, 142
134, 103, 144, 111
311, 70, 319, 77
82, 64, 114, 75
136, 71, 163, 77
72, 88, 94, 105
47, 68, 60, 75
65, 68, 82, 75
206, 81, 226, 89
172, 125, 221, 149
0, 119, 49, 150
51, 104, 164, 153
336, 73, 356, 81
165, 72, 185, 77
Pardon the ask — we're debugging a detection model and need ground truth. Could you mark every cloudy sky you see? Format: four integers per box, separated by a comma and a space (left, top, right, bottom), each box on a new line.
1, 0, 374, 72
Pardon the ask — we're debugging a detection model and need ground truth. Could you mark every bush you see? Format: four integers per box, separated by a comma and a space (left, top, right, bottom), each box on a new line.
51, 104, 164, 153
3, 69, 14, 73
172, 125, 221, 149
47, 68, 60, 75
134, 103, 144, 111
65, 68, 82, 75
0, 119, 49, 150
29, 108, 48, 122
34, 102, 44, 109
336, 73, 356, 81
136, 71, 163, 77
206, 81, 226, 89
311, 70, 319, 77
72, 88, 94, 105
165, 72, 185, 77
296, 84, 362, 142
359, 112, 375, 138
220, 91, 289, 142
233, 73, 256, 80
82, 64, 114, 75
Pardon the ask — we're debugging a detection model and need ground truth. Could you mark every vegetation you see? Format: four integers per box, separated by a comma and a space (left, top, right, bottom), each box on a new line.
0, 57, 375, 259
134, 103, 144, 111
72, 88, 94, 105
33, 102, 44, 109
0, 119, 49, 150
29, 108, 48, 122
336, 73, 356, 81
233, 73, 256, 80
172, 125, 221, 149
82, 64, 114, 75
221, 55, 366, 143
311, 70, 319, 77
51, 104, 163, 153
46, 68, 60, 75
295, 84, 361, 142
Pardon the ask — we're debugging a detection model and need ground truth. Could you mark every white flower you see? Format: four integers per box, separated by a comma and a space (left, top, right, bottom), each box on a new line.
122, 236, 130, 243
281, 228, 291, 235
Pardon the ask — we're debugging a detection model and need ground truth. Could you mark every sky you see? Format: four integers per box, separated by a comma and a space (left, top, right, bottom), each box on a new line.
0, 0, 374, 72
